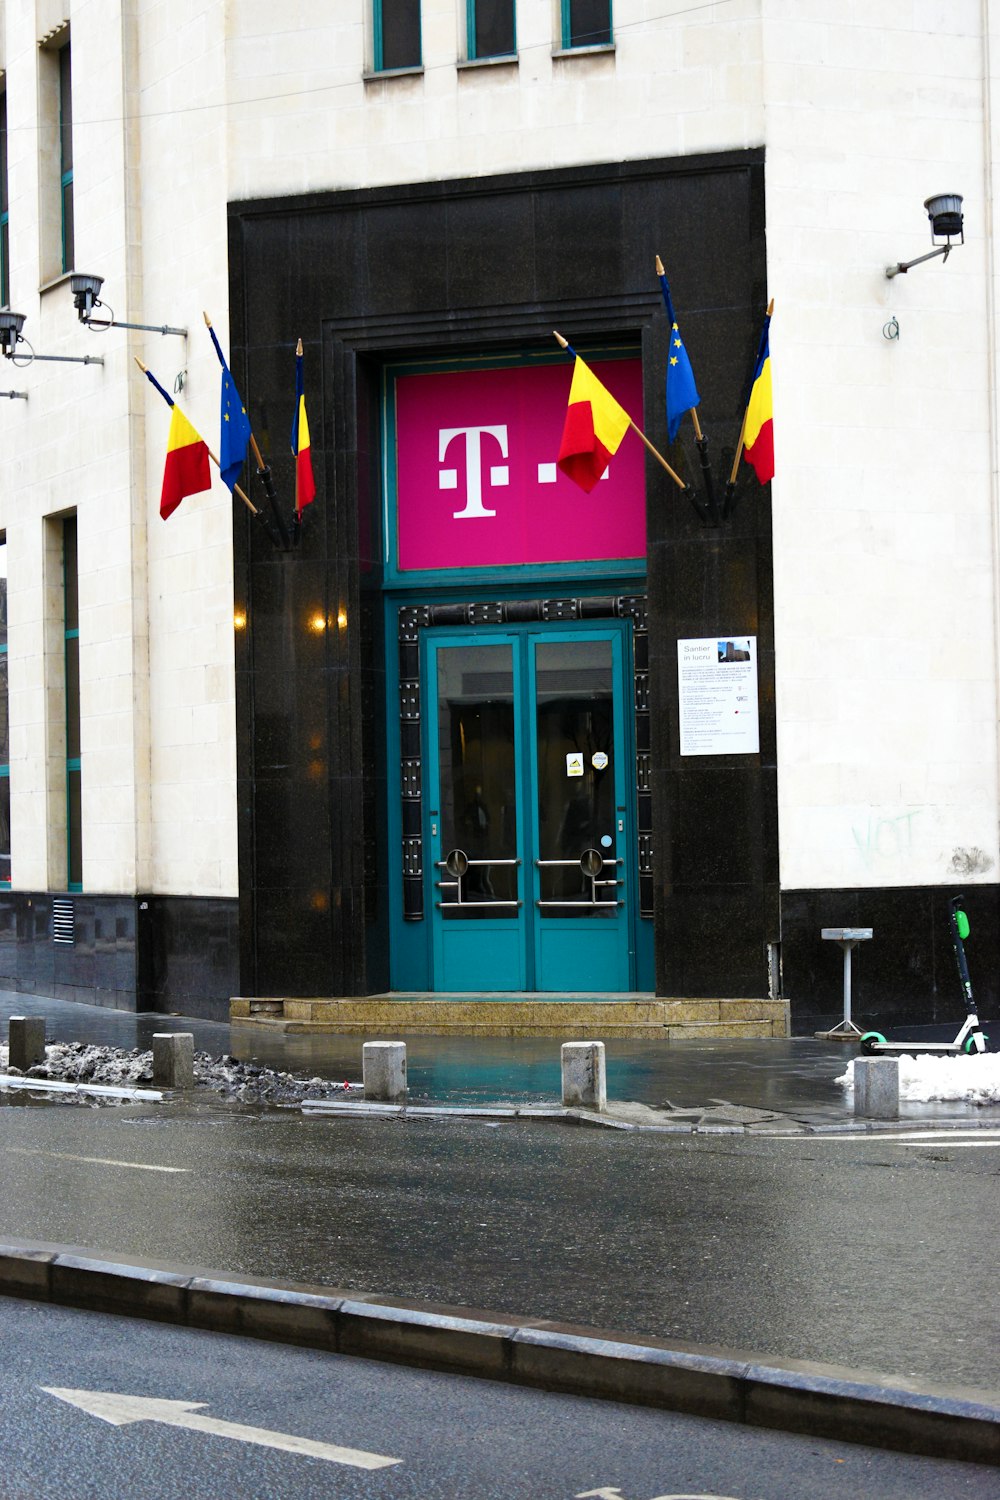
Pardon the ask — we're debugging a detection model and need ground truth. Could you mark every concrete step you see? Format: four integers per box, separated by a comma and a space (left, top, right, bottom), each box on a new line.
230, 995, 790, 1039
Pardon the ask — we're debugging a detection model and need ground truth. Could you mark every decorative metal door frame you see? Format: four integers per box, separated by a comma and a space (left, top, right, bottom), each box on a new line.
398, 594, 652, 921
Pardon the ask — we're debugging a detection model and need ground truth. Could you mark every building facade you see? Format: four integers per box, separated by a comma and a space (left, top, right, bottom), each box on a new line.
0, 1, 998, 1031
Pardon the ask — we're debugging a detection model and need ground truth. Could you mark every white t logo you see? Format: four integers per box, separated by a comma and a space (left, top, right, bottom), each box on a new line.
438, 425, 509, 519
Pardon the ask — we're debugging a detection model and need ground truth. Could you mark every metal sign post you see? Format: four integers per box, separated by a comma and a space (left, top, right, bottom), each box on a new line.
816, 928, 873, 1040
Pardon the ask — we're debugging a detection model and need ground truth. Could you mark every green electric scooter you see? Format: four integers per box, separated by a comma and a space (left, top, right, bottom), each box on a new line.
859, 895, 990, 1056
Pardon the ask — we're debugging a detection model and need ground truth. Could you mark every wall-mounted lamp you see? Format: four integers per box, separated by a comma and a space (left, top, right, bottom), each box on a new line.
0, 308, 104, 367
885, 194, 964, 278
70, 273, 187, 338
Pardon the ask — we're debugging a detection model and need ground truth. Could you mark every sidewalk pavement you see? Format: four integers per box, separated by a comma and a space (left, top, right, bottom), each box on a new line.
2, 988, 999, 1132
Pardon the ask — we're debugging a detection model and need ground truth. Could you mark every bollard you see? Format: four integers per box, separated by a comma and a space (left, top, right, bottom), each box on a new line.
853, 1056, 899, 1120
8, 1016, 46, 1072
363, 1041, 407, 1103
561, 1041, 607, 1112
152, 1033, 195, 1090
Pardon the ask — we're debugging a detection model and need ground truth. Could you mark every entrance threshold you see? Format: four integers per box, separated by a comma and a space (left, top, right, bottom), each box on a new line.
231, 995, 790, 1039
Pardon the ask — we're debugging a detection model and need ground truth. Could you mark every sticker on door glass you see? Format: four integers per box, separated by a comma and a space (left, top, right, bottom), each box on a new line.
566, 753, 584, 777
591, 751, 609, 771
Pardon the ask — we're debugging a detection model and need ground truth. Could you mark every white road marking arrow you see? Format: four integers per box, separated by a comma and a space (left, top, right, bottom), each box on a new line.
42, 1388, 401, 1469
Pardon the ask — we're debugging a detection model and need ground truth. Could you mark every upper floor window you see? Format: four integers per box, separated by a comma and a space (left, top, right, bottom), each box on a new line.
63, 516, 81, 892
38, 25, 73, 282
562, 0, 612, 48
375, 0, 421, 71
59, 43, 74, 272
0, 537, 9, 887
0, 89, 9, 305
468, 0, 515, 61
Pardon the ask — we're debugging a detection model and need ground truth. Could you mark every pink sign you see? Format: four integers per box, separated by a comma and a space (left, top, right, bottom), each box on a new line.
395, 359, 646, 571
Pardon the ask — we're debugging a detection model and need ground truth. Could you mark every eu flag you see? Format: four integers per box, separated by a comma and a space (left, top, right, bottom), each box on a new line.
219, 364, 252, 493
658, 269, 700, 443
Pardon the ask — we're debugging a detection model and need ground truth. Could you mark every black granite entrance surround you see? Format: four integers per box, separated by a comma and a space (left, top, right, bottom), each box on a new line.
0, 892, 238, 1021
228, 149, 777, 1004
781, 884, 1000, 1033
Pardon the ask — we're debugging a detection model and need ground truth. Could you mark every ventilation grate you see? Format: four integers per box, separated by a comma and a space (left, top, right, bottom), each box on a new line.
52, 898, 75, 944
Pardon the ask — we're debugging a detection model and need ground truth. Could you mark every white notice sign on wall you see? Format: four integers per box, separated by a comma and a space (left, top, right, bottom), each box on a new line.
677, 636, 760, 756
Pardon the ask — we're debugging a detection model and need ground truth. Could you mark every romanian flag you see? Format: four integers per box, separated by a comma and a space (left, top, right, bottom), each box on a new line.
556, 354, 632, 493
160, 402, 211, 520
743, 316, 774, 484
291, 339, 316, 515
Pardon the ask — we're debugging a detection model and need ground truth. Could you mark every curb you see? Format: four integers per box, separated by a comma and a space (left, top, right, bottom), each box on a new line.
299, 1098, 1000, 1137
1, 1238, 997, 1465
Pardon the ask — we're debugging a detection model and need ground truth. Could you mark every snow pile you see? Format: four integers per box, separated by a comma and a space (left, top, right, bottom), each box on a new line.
836, 1053, 1000, 1104
2, 1042, 354, 1106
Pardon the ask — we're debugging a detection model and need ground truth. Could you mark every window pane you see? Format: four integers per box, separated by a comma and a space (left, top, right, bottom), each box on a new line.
0, 654, 8, 767
0, 93, 7, 209
0, 776, 10, 884
59, 46, 73, 172
62, 179, 74, 272
1, 92, 8, 307
436, 644, 518, 918
474, 0, 515, 58
67, 767, 82, 888
59, 46, 74, 271
0, 539, 7, 650
535, 639, 617, 916
380, 0, 421, 69
568, 0, 611, 47
64, 635, 80, 760
63, 518, 78, 629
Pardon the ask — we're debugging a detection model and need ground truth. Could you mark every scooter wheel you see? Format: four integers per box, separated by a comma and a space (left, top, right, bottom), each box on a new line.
964, 1033, 989, 1054
860, 1031, 887, 1055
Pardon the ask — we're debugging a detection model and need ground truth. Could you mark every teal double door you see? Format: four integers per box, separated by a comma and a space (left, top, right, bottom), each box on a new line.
425, 621, 636, 992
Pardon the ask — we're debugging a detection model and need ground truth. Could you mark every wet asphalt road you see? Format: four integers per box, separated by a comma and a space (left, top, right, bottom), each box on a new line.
4, 1297, 997, 1500
2, 1098, 999, 1393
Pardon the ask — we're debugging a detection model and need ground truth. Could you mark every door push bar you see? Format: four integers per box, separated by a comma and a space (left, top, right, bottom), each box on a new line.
536, 848, 624, 911
435, 848, 523, 910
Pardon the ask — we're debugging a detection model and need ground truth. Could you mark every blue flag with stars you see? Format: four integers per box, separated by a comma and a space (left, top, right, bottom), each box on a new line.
206, 320, 253, 492
219, 364, 253, 493
658, 268, 700, 443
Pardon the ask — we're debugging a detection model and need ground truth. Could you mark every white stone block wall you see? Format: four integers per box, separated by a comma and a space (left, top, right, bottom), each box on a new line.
0, 0, 236, 899
0, 0, 997, 909
762, 0, 1000, 890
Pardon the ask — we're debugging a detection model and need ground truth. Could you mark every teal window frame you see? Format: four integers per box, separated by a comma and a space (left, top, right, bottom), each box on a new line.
560, 0, 612, 49
0, 90, 9, 307
374, 0, 422, 72
58, 42, 73, 273
63, 518, 81, 892
466, 0, 516, 61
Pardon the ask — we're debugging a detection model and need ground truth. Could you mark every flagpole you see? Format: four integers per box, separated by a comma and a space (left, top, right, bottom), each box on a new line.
203, 313, 290, 546
724, 298, 774, 518
552, 331, 690, 493
134, 357, 260, 516
651, 260, 714, 524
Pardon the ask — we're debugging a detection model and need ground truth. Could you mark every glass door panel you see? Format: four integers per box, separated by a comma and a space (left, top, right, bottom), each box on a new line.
534, 639, 619, 917
427, 638, 526, 991
435, 644, 519, 917
530, 631, 631, 992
